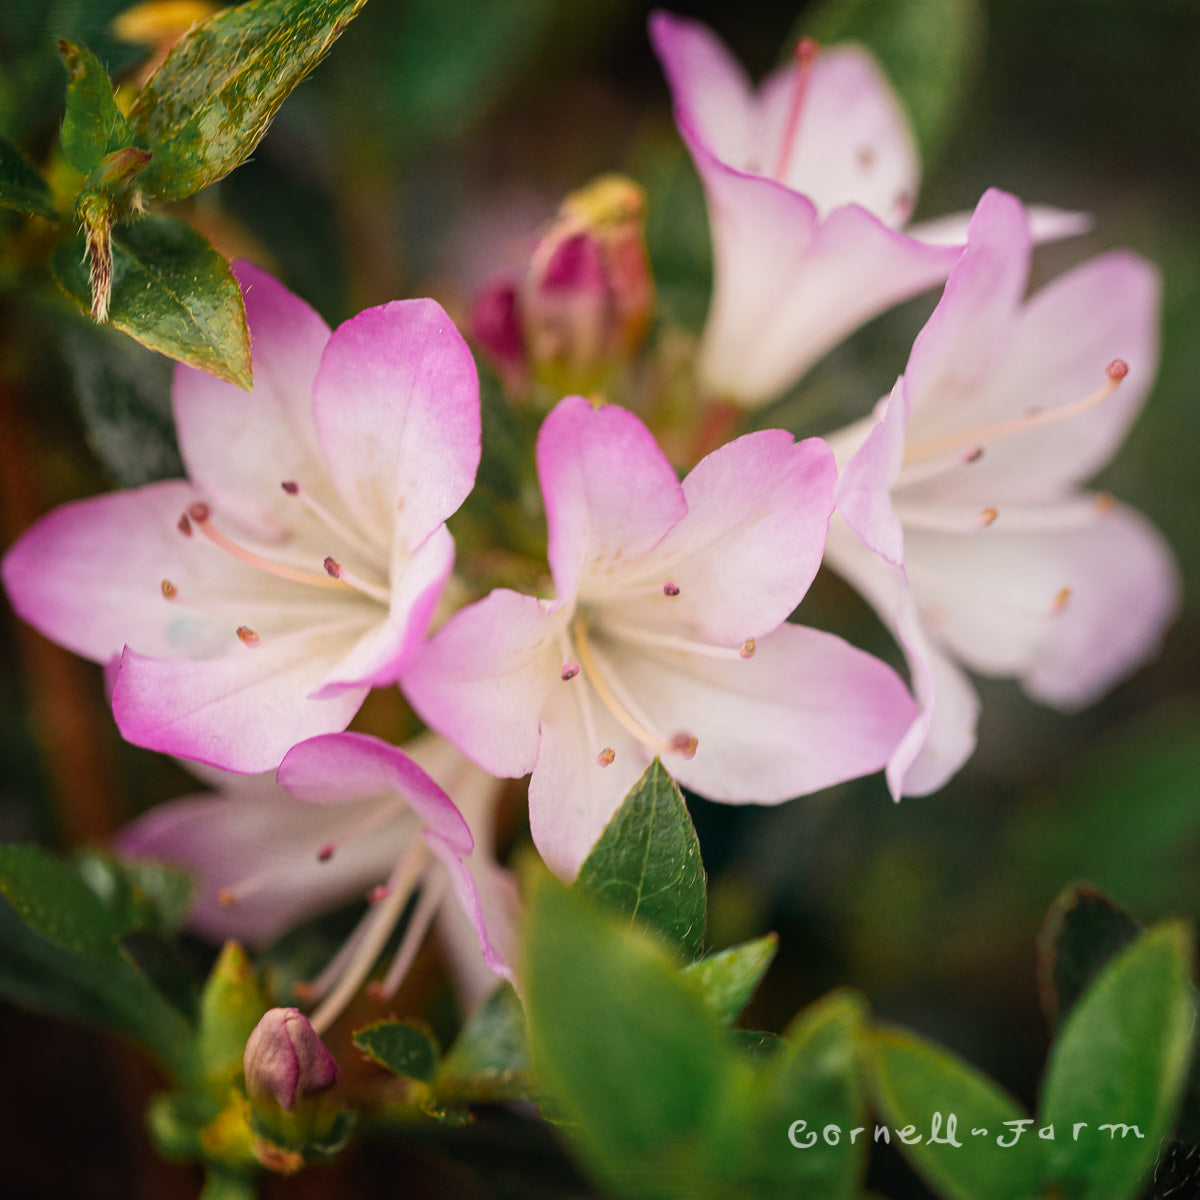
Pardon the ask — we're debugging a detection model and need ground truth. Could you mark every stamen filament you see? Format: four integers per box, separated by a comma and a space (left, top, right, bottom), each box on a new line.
894, 444, 985, 489
903, 361, 1127, 468
187, 504, 351, 591
772, 37, 819, 182
323, 556, 391, 604
560, 630, 603, 761
601, 618, 756, 661
309, 840, 429, 1035
891, 502, 998, 534
367, 871, 448, 1002
281, 481, 382, 561
574, 620, 673, 755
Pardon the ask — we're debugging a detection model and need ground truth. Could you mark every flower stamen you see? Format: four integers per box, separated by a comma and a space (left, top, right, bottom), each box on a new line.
773, 37, 819, 183
903, 360, 1128, 468
280, 480, 381, 561
573, 618, 698, 760
185, 503, 351, 591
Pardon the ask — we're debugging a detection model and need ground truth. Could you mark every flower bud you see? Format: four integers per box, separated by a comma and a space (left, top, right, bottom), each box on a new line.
243, 1007, 342, 1157
471, 174, 655, 399
523, 174, 654, 394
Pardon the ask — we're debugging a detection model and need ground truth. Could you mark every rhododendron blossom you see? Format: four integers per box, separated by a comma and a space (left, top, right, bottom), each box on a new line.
2, 265, 480, 773
117, 732, 518, 1029
826, 189, 1180, 796
404, 396, 917, 878
648, 11, 1087, 407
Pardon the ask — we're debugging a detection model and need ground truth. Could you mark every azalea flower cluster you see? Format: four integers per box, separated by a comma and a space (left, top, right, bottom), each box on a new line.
1, 12, 1177, 1031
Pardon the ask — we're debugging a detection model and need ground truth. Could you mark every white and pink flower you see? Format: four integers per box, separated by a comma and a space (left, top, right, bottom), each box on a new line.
648, 11, 1086, 406
404, 395, 917, 879
2, 264, 480, 773
117, 731, 518, 1028
826, 188, 1180, 796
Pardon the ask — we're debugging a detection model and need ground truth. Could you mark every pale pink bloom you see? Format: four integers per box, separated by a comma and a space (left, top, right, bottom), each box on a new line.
404, 395, 917, 879
2, 264, 480, 772
648, 11, 1087, 406
116, 732, 518, 1028
826, 188, 1180, 796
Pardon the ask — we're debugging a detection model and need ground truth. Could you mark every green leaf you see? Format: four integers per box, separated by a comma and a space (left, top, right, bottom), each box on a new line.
524, 870, 741, 1200
51, 214, 252, 388
354, 1020, 441, 1083
1039, 922, 1196, 1200
869, 1025, 1048, 1200
575, 758, 707, 960
437, 983, 534, 1104
75, 851, 194, 934
725, 991, 868, 1200
1036, 885, 1140, 1029
681, 934, 778, 1024
0, 843, 191, 1075
800, 0, 985, 163
0, 137, 56, 218
58, 40, 134, 176
127, 0, 368, 201
54, 315, 183, 486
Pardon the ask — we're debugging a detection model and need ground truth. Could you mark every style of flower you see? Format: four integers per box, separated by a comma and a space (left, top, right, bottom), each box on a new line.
116, 731, 518, 1030
648, 11, 1087, 407
403, 395, 917, 879
825, 188, 1180, 796
2, 264, 480, 772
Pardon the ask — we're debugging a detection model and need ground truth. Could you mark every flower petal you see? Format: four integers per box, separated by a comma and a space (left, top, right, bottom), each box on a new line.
605, 430, 836, 640
277, 731, 472, 854
835, 378, 908, 565
424, 833, 518, 989
312, 299, 480, 553
114, 782, 415, 948
174, 262, 334, 539
905, 500, 1180, 706
687, 135, 960, 403
316, 523, 455, 696
602, 622, 917, 804
2, 480, 212, 662
537, 397, 687, 601
403, 588, 562, 779
904, 189, 1032, 424
112, 630, 369, 773
648, 10, 757, 164
755, 44, 918, 224
528, 688, 647, 880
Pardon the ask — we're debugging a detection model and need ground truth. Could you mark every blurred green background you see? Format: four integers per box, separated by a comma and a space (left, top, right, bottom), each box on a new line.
1, 1, 1197, 1196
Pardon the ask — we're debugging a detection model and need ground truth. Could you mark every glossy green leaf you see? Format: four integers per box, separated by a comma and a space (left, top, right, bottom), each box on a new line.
524, 871, 740, 1200
575, 758, 706, 959
800, 0, 985, 162
0, 137, 56, 218
58, 40, 133, 175
682, 933, 778, 1024
1036, 885, 1140, 1028
75, 851, 194, 934
1040, 923, 1196, 1200
51, 214, 251, 388
869, 1025, 1048, 1200
723, 991, 868, 1200
437, 983, 534, 1104
354, 1020, 440, 1083
0, 843, 190, 1074
127, 0, 368, 201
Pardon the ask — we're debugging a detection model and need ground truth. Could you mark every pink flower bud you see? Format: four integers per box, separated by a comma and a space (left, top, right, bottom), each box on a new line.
243, 1007, 340, 1112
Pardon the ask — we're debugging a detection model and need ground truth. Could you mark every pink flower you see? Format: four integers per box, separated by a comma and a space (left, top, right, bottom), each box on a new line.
2, 264, 480, 772
826, 189, 1180, 796
116, 732, 518, 1028
404, 396, 917, 878
648, 11, 1087, 406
